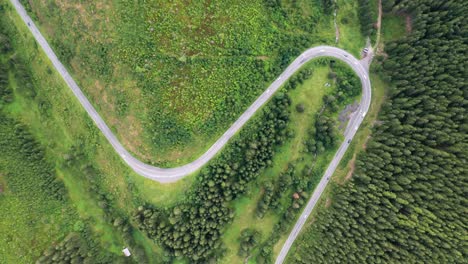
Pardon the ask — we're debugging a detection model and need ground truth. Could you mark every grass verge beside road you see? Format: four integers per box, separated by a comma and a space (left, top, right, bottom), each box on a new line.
282, 66, 388, 262
336, 0, 367, 57
19, 0, 339, 166
1, 4, 174, 260
221, 65, 331, 264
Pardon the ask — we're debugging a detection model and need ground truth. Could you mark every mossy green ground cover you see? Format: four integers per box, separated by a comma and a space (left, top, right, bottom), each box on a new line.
2, 0, 367, 262
0, 124, 76, 263
20, 0, 344, 166
1, 3, 172, 261
0, 12, 77, 263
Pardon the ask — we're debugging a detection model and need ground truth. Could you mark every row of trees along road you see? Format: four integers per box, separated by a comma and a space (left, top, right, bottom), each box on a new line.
288, 0, 467, 263
134, 94, 293, 263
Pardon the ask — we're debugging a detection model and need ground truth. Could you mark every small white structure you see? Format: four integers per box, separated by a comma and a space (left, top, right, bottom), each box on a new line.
122, 248, 131, 257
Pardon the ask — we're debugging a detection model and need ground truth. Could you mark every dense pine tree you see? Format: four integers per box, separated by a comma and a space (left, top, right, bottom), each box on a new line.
289, 0, 467, 263
134, 94, 293, 263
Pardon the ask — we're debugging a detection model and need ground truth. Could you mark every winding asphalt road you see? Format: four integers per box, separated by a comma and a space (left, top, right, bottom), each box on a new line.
11, 0, 371, 183
275, 51, 371, 263
11, 0, 371, 262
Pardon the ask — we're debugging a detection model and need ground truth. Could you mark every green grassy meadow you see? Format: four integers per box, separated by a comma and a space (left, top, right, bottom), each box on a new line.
336, 0, 367, 57
381, 14, 407, 42
0, 3, 172, 261
0, 134, 76, 263
0, 0, 368, 262
19, 0, 343, 166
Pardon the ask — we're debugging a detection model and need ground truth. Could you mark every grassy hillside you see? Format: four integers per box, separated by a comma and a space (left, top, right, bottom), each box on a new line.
0, 116, 75, 263
0, 18, 127, 264
0, 4, 172, 262
1, 0, 368, 263
19, 0, 345, 166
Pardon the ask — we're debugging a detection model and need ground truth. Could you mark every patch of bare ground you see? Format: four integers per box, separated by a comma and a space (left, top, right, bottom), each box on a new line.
158, 149, 185, 164
377, 0, 382, 29
29, 1, 54, 36
61, 2, 91, 28
338, 102, 359, 131
256, 56, 269, 61
325, 197, 332, 208
362, 135, 371, 150
302, 216, 317, 230
115, 88, 153, 160
344, 154, 356, 181
54, 0, 111, 32
154, 141, 207, 166
373, 120, 384, 126
118, 114, 153, 162
33, 0, 113, 48
78, 77, 117, 114
80, 59, 153, 161
376, 46, 389, 58
69, 57, 153, 162
405, 15, 412, 33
